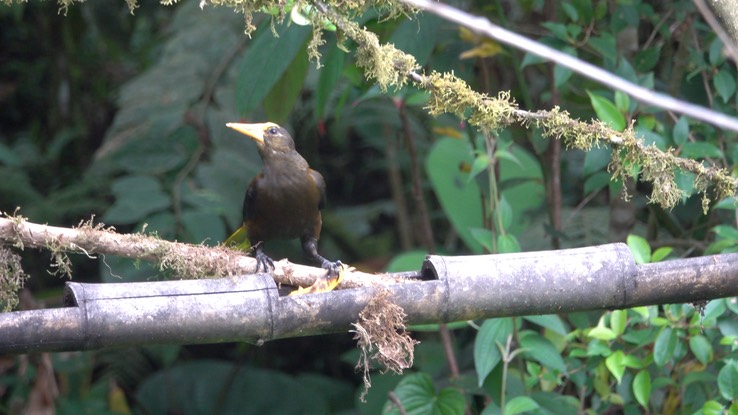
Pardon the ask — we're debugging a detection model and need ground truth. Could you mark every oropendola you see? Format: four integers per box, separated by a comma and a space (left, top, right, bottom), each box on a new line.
224, 122, 341, 276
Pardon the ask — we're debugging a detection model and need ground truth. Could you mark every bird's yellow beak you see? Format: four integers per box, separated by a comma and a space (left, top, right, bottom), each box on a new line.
226, 122, 278, 145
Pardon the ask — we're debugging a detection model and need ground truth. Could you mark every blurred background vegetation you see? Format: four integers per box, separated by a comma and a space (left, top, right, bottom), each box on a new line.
2, 0, 738, 413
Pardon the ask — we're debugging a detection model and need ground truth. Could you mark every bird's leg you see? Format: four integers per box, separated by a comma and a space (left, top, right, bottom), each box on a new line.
252, 241, 275, 273
301, 236, 342, 277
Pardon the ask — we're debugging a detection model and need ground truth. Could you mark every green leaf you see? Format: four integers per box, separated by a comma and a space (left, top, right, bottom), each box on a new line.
653, 327, 678, 366
475, 318, 513, 387
632, 370, 651, 408
719, 361, 738, 401
589, 34, 617, 62
634, 46, 661, 72
702, 400, 725, 415
588, 317, 617, 341
496, 196, 513, 230
587, 91, 625, 131
386, 251, 427, 272
390, 14, 441, 66
470, 228, 495, 253
626, 234, 651, 264
468, 153, 490, 182
137, 361, 328, 414
673, 116, 689, 146
385, 373, 465, 415
180, 209, 226, 246
650, 246, 672, 262
504, 396, 540, 415
103, 175, 171, 225
561, 2, 578, 21
541, 22, 569, 40
586, 339, 612, 357
614, 91, 630, 113
315, 45, 346, 120
714, 69, 737, 103
605, 350, 627, 384
523, 315, 568, 336
709, 38, 726, 66
497, 234, 520, 253
426, 138, 484, 253
554, 65, 573, 89
583, 147, 612, 176
584, 171, 611, 194
520, 331, 567, 373
263, 42, 310, 124
236, 22, 312, 115
681, 141, 723, 159
713, 224, 738, 242
610, 309, 627, 337
689, 335, 714, 365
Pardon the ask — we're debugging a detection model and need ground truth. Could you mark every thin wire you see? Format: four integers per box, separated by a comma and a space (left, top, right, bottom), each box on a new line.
400, 0, 738, 134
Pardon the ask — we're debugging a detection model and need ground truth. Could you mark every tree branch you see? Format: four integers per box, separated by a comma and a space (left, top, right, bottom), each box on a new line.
0, 216, 408, 290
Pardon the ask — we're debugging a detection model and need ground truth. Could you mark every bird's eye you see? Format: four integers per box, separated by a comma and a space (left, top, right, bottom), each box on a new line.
267, 127, 278, 135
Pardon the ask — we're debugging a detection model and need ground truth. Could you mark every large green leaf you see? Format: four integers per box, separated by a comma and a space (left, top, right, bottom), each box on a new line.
315, 44, 347, 120
719, 360, 738, 401
426, 137, 484, 253
653, 327, 678, 366
236, 22, 312, 115
519, 331, 568, 373
504, 396, 540, 415
475, 318, 514, 387
632, 370, 651, 408
384, 373, 465, 415
587, 91, 625, 131
389, 14, 442, 66
103, 175, 171, 225
263, 40, 310, 124
523, 315, 569, 336
136, 361, 328, 414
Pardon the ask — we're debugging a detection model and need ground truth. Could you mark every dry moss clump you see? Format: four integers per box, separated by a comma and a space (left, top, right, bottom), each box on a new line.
0, 247, 29, 311
352, 288, 418, 401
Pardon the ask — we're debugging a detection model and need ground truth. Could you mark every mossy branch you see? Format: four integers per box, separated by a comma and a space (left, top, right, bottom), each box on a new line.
307, 1, 738, 211
0, 215, 404, 290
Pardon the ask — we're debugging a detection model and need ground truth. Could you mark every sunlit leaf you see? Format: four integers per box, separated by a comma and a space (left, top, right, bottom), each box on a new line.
504, 396, 540, 415
627, 234, 651, 264
587, 91, 625, 131
633, 370, 651, 408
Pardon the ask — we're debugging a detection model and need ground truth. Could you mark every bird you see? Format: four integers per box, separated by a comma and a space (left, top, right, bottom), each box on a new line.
224, 122, 341, 277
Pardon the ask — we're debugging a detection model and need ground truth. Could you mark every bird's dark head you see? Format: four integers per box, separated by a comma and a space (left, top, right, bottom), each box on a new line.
226, 122, 296, 154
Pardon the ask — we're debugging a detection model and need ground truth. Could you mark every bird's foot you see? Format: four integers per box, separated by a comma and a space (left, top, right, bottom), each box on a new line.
320, 259, 343, 278
252, 243, 275, 273
290, 260, 346, 295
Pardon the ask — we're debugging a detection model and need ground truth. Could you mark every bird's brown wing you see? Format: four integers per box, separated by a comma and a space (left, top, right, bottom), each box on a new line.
242, 174, 261, 221
224, 175, 261, 251
309, 169, 327, 210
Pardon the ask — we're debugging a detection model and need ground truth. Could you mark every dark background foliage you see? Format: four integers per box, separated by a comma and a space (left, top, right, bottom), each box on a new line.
2, 0, 738, 413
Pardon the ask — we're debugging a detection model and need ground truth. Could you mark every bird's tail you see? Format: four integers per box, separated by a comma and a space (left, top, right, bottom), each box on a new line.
223, 225, 252, 251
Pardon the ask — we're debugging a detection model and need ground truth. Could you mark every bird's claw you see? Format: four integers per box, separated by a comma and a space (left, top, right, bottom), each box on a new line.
321, 260, 343, 278
254, 249, 275, 273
